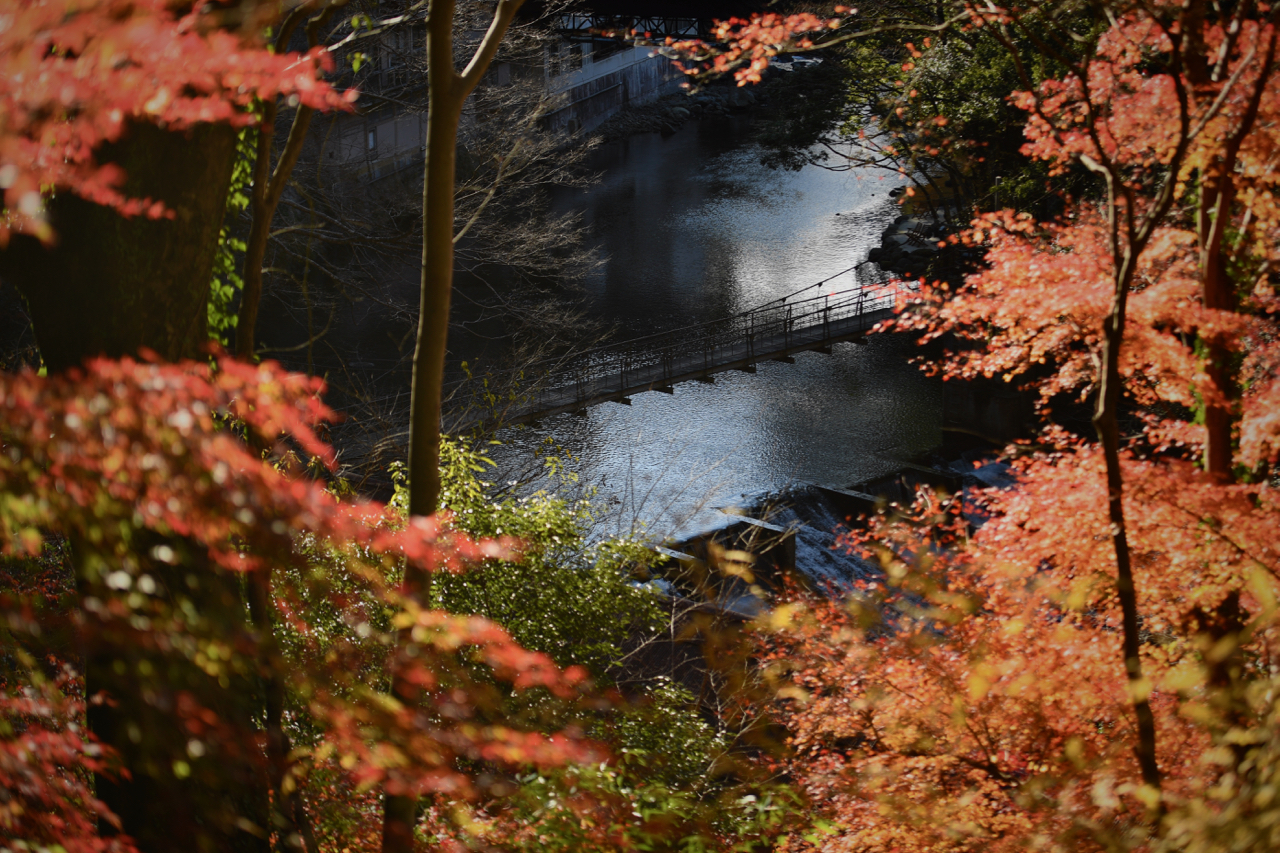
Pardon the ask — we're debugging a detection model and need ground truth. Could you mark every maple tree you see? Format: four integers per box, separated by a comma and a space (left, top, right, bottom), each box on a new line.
0, 0, 357, 370
0, 354, 611, 852
10, 0, 1280, 850
0, 3, 633, 852
678, 1, 1280, 850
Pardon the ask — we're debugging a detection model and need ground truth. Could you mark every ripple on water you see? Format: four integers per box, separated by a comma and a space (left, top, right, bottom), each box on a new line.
493, 119, 927, 548
492, 334, 940, 540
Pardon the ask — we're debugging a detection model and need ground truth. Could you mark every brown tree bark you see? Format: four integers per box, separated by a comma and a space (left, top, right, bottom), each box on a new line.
1195, 26, 1276, 481
0, 120, 271, 852
235, 1, 341, 360
0, 121, 237, 371
382, 1, 523, 851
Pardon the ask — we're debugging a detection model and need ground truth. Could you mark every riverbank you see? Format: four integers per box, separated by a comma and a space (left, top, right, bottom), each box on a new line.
650, 367, 1037, 599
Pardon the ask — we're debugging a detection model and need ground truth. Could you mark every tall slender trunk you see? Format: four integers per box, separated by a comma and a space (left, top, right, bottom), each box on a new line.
382, 3, 523, 850
236, 2, 340, 359
380, 7, 459, 845
1199, 179, 1237, 482
405, 4, 461, 522
1093, 247, 1164, 801
1194, 26, 1276, 480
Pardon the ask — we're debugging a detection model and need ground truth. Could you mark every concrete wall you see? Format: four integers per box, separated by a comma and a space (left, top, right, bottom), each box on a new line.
543, 42, 683, 134
315, 36, 681, 184
315, 109, 424, 184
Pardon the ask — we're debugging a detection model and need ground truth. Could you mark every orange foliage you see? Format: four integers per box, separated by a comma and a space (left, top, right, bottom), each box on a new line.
740, 2, 1280, 850
0, 356, 602, 847
0, 0, 355, 242
666, 11, 852, 86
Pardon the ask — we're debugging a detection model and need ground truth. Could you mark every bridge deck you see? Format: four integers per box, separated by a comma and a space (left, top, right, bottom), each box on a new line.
449, 280, 911, 430
491, 306, 894, 427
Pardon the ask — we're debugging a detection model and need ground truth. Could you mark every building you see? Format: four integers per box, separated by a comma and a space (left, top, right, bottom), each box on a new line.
312, 1, 763, 182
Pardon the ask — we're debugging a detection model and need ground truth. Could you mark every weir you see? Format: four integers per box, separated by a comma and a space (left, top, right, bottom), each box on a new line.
449, 276, 915, 430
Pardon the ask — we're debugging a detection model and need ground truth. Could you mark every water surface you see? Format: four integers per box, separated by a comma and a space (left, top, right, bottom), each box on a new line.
489, 116, 938, 538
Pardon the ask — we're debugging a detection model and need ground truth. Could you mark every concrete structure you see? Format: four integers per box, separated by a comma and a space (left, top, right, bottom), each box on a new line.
314, 9, 695, 183
541, 40, 684, 134
311, 2, 765, 181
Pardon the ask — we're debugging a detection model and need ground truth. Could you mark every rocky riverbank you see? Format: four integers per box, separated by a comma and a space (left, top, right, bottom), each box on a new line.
866, 182, 987, 278
867, 212, 951, 276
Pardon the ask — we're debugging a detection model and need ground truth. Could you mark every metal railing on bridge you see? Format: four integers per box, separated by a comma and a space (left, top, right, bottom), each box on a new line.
447, 273, 916, 429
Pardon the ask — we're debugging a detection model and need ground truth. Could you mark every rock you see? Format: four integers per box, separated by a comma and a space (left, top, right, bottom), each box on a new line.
668, 106, 690, 120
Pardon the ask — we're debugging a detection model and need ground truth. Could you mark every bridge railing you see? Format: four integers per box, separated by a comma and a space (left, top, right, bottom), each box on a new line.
446, 280, 915, 424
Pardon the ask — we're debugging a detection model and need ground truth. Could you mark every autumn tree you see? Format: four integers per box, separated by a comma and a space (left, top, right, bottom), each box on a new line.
0, 355, 605, 852
695, 1, 1280, 850
0, 4, 616, 853
0, 0, 354, 370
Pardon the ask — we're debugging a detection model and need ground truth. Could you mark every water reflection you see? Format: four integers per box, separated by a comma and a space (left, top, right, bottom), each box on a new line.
492, 335, 939, 539
489, 117, 934, 537
556, 115, 906, 334
484, 116, 935, 537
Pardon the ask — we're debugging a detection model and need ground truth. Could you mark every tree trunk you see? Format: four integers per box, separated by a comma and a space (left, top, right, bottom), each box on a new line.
235, 101, 318, 360
0, 121, 237, 371
383, 2, 523, 850
1194, 27, 1276, 481
1, 120, 270, 852
78, 534, 271, 853
1093, 247, 1164, 805
235, 2, 338, 360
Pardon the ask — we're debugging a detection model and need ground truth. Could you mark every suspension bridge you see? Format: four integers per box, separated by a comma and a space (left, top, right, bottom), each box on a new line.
448, 267, 915, 430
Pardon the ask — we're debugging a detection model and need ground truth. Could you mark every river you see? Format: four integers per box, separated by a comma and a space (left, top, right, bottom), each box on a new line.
485, 113, 943, 541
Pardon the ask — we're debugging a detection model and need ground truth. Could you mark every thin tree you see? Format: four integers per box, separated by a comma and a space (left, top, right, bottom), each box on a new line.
235, 0, 346, 359
382, 1, 525, 849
